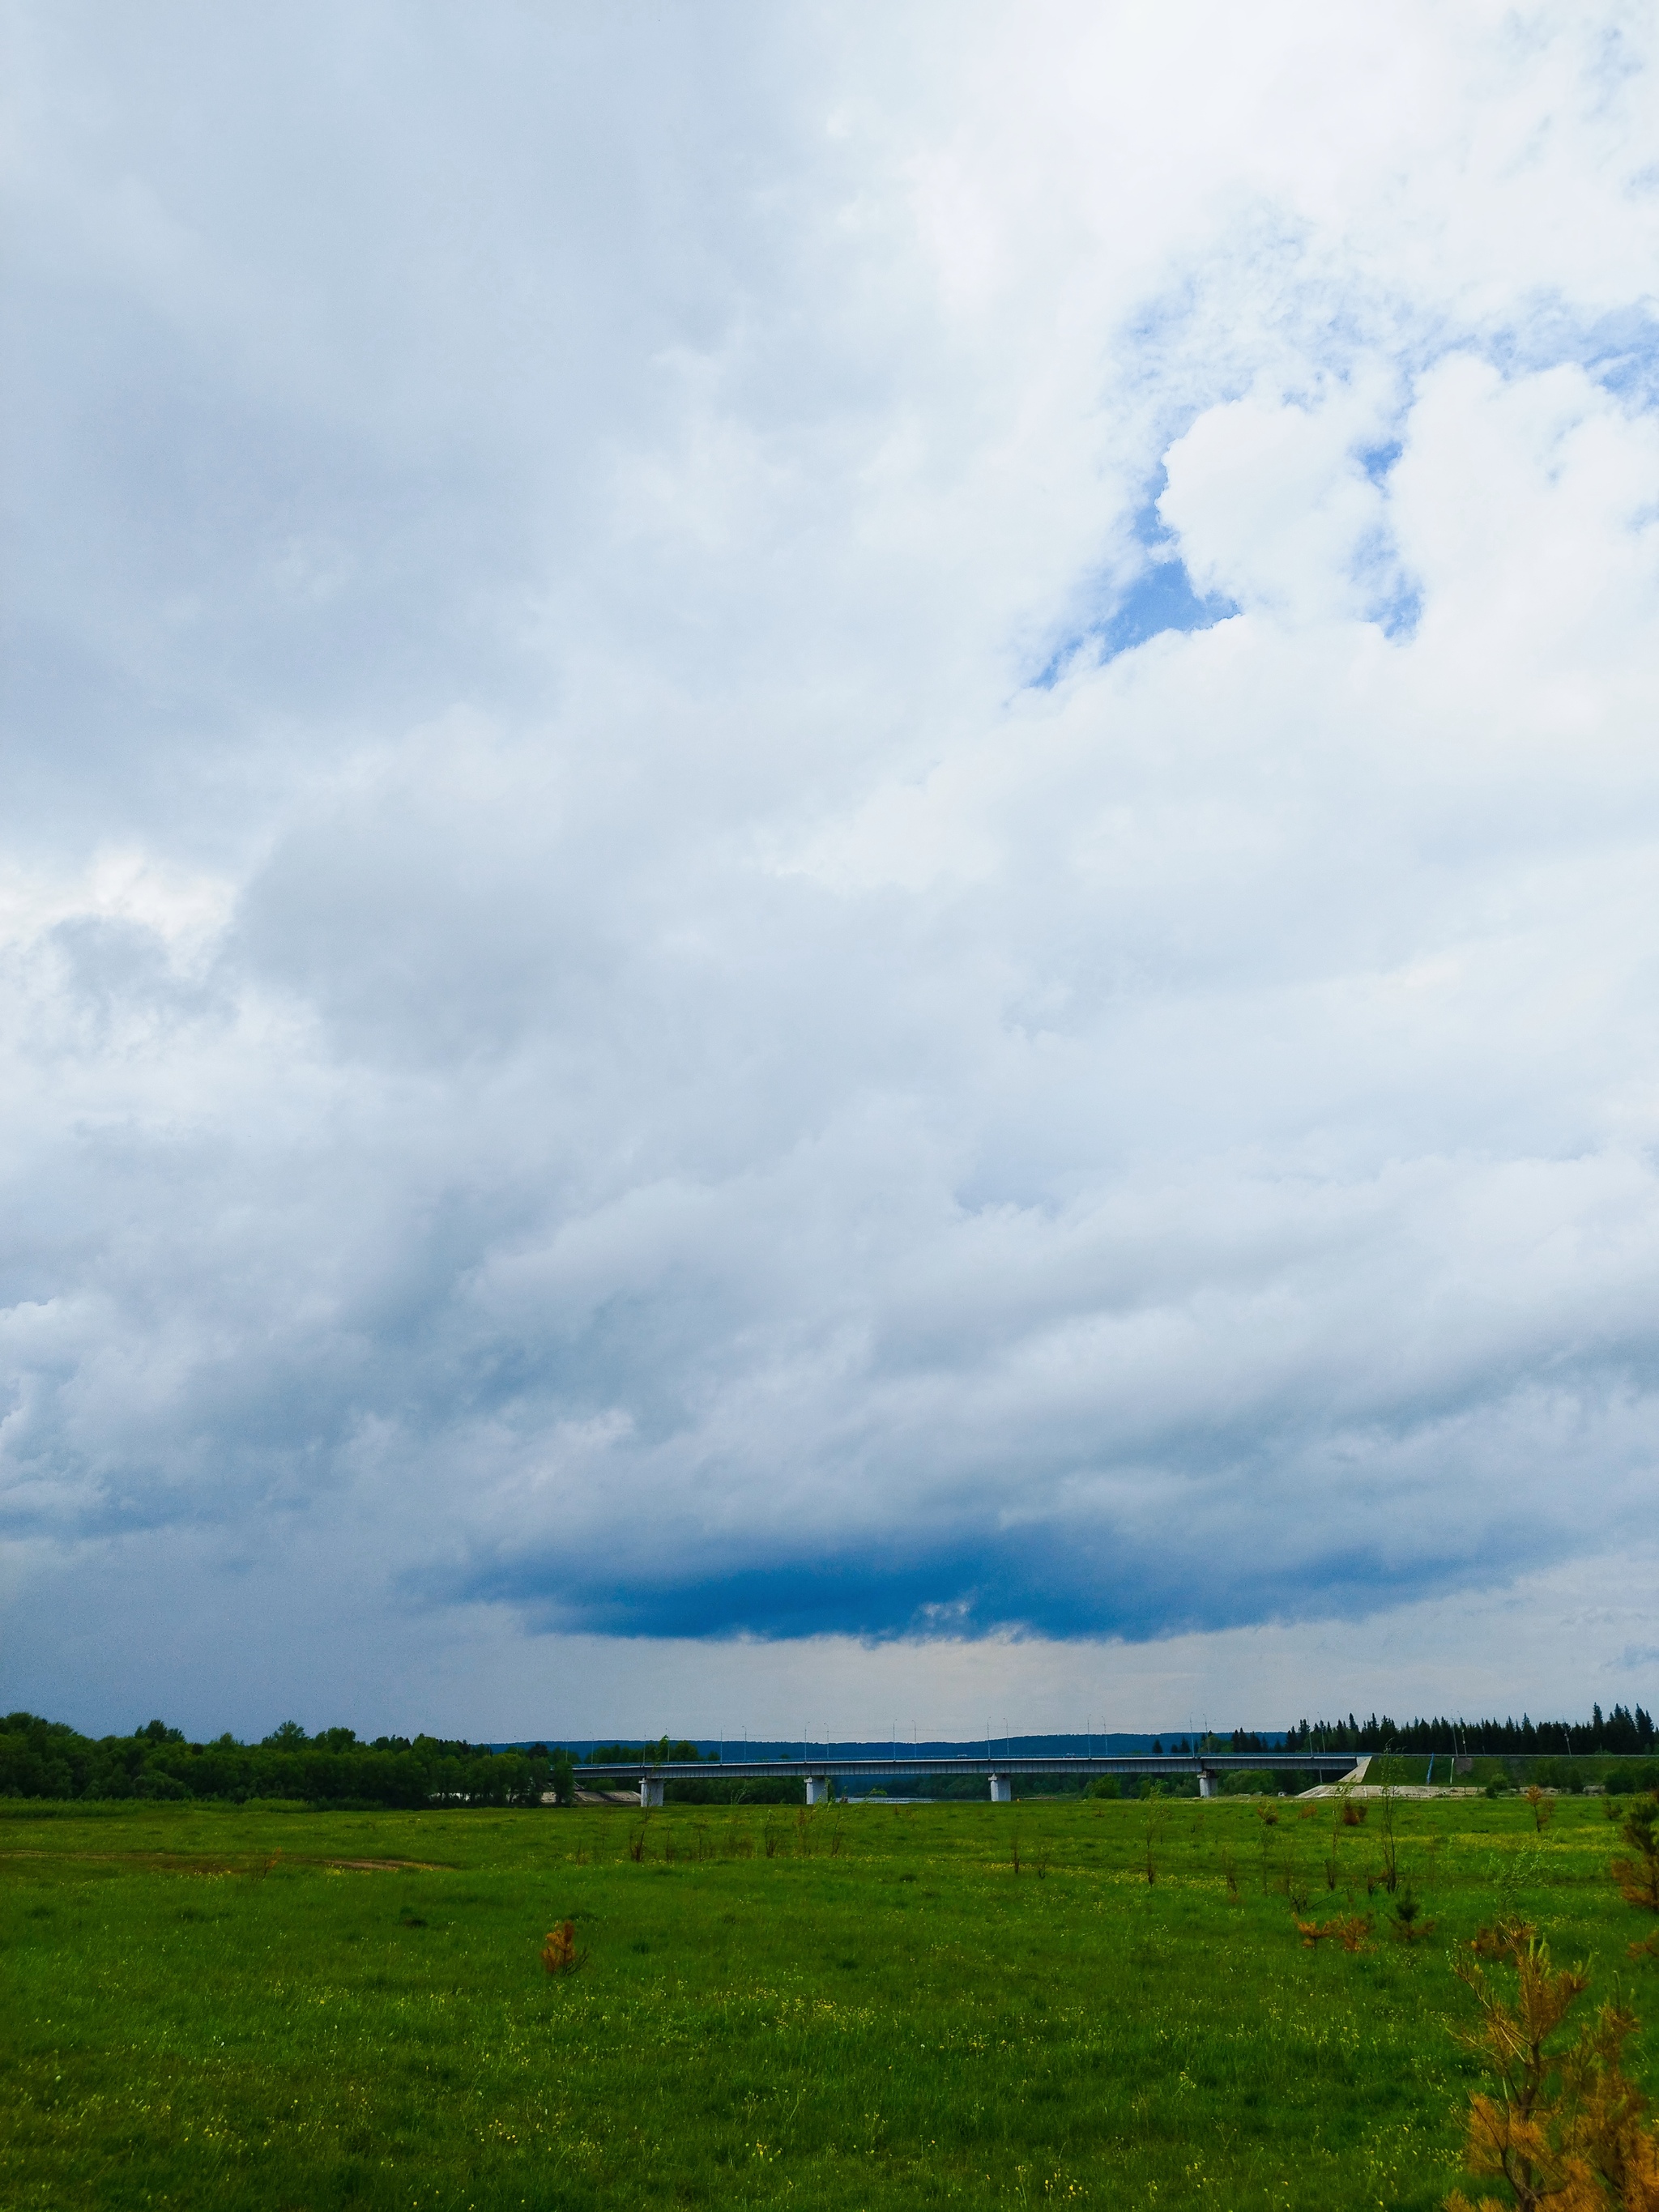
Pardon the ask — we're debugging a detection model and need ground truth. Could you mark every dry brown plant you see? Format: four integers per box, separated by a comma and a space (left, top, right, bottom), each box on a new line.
1295, 1912, 1373, 1953
1342, 1799, 1370, 1826
1444, 1917, 1659, 2211
541, 1920, 584, 1975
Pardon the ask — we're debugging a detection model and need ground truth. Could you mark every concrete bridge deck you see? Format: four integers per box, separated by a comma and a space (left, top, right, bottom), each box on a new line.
581, 1750, 1371, 1806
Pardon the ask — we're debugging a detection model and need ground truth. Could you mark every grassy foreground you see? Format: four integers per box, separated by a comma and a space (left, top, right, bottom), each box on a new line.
2, 1793, 1653, 2210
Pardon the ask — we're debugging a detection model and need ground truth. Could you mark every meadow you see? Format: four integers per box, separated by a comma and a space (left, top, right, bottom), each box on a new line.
2, 1791, 1653, 2210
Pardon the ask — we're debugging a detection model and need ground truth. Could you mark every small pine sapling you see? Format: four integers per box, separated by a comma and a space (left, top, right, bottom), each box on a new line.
541, 1920, 585, 1975
1524, 1786, 1556, 1835
1377, 1776, 1403, 1894
1256, 1805, 1280, 1895
1610, 1793, 1659, 1917
1444, 1916, 1659, 2211
1389, 1885, 1435, 1944
1324, 1800, 1350, 1890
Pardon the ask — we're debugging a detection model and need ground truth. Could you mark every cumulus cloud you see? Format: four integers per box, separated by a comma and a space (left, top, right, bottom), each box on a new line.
4, 2, 1659, 1728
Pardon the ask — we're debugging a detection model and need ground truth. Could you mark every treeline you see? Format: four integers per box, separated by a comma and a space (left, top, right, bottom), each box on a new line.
0, 1713, 577, 1809
1284, 1704, 1656, 1755
584, 1739, 704, 1767
11, 1707, 1654, 1808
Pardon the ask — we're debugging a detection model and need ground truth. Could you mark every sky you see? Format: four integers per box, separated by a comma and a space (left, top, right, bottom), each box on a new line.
3, 2, 1659, 1745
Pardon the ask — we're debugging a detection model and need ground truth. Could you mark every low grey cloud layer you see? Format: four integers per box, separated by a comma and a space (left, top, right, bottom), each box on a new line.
4, 2, 1659, 1731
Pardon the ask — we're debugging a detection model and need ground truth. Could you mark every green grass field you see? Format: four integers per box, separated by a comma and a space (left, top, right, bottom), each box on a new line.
2, 1792, 1653, 2210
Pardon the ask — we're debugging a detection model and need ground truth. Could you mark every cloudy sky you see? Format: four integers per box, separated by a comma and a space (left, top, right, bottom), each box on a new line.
4, 2, 1659, 1743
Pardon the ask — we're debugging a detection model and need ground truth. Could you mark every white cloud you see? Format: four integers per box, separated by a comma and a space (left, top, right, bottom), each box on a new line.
4, 1, 1659, 1730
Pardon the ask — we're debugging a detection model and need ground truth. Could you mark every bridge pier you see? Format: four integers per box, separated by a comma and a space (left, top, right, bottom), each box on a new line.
640, 1778, 663, 1809
988, 1775, 1012, 1803
1198, 1771, 1218, 1799
804, 1775, 830, 1805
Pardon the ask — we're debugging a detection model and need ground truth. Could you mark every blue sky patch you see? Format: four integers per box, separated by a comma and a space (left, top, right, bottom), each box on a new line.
1099, 560, 1239, 660
1367, 579, 1423, 640
1358, 438, 1404, 485
1034, 554, 1238, 688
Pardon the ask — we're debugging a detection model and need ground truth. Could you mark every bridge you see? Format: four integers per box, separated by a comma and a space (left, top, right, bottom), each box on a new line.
581, 1749, 1371, 1806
